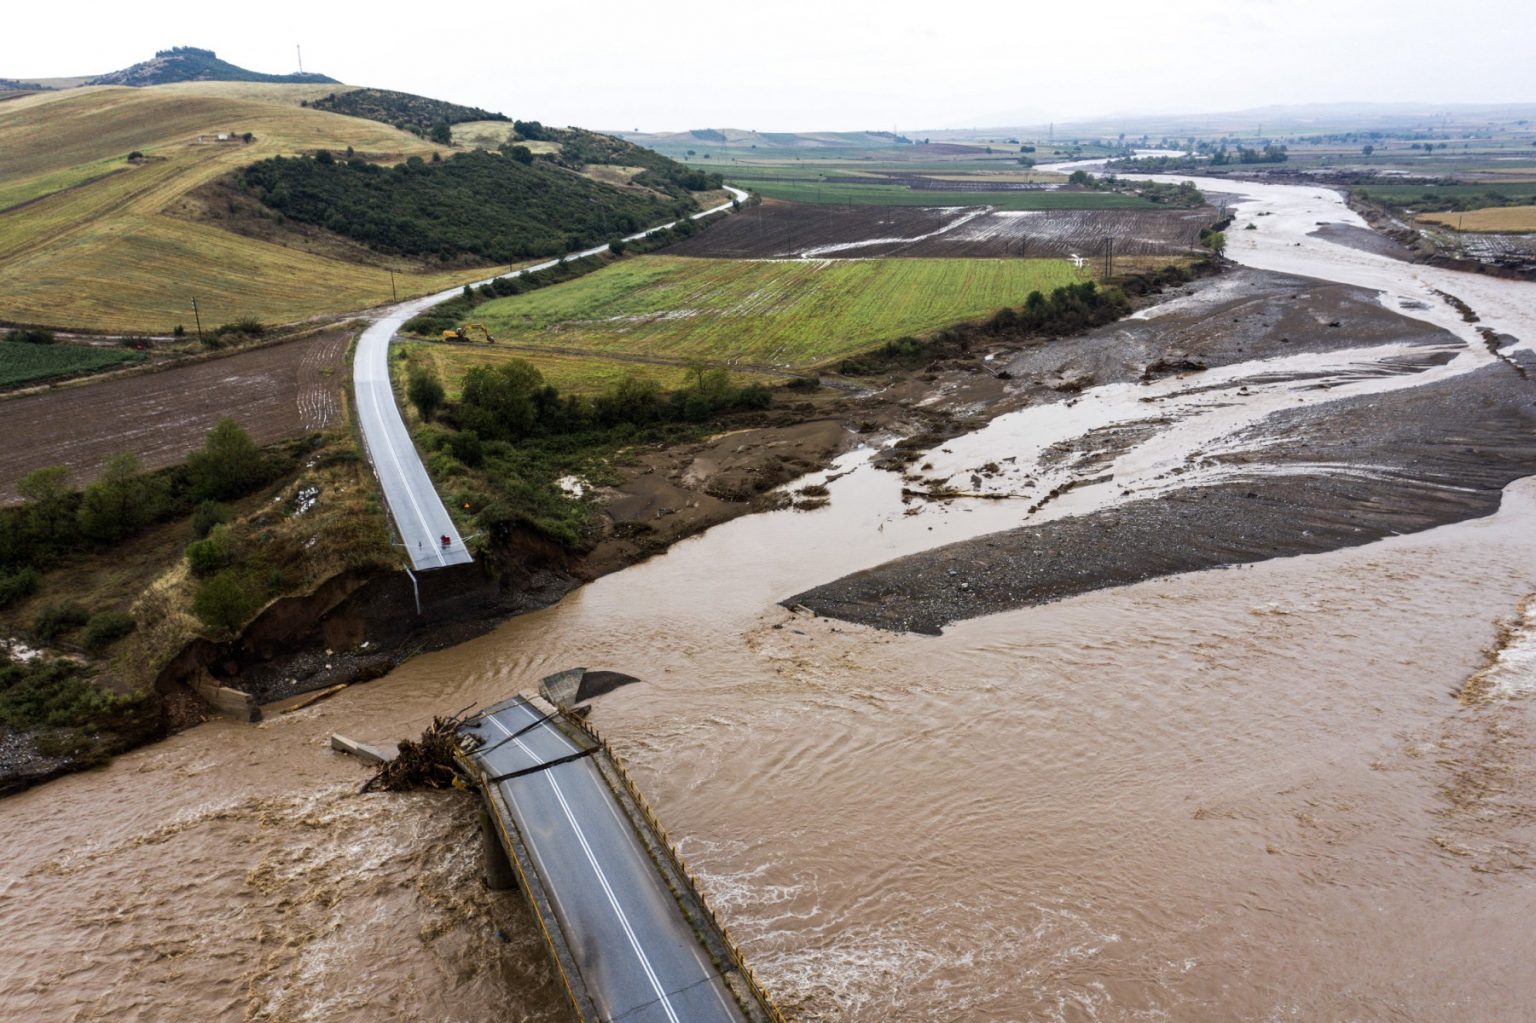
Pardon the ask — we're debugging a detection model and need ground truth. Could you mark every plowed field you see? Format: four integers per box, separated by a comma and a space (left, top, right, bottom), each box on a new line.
673, 202, 1216, 260
0, 330, 349, 503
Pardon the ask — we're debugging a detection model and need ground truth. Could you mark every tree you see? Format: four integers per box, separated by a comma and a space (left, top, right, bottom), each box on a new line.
1362, 144, 1375, 157
458, 360, 546, 441
77, 453, 167, 543
192, 569, 264, 635
429, 120, 452, 145
17, 466, 75, 547
407, 365, 446, 422
187, 419, 262, 501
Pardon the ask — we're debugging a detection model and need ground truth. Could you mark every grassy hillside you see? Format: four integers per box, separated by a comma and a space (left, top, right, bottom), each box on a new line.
0, 85, 531, 332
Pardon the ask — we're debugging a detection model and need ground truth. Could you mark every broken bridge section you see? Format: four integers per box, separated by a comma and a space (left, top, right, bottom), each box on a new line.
458, 694, 784, 1023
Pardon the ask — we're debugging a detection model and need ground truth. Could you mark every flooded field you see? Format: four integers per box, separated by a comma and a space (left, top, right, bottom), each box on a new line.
2, 174, 1534, 1022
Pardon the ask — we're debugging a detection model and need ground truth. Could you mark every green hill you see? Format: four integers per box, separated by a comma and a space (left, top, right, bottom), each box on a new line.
307, 88, 508, 133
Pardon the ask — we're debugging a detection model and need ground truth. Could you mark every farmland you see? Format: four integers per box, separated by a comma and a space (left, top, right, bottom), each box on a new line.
731, 177, 1154, 209
671, 202, 1216, 260
451, 255, 1082, 370
403, 343, 768, 399
0, 343, 141, 389
0, 329, 349, 502
1418, 205, 1536, 232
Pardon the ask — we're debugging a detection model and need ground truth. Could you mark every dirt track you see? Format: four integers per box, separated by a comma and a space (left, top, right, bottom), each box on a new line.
0, 330, 349, 502
673, 201, 1216, 260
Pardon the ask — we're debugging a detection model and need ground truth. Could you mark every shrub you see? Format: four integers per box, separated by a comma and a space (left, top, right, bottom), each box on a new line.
34, 601, 90, 643
82, 612, 136, 655
3, 328, 56, 345
185, 525, 235, 577
444, 430, 484, 468
213, 317, 265, 339
187, 419, 264, 501
408, 365, 446, 421
190, 500, 232, 538
0, 568, 40, 609
192, 569, 266, 635
0, 657, 119, 730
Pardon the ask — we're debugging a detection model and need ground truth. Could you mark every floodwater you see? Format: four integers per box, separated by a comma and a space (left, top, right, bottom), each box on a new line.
3, 177, 1535, 1022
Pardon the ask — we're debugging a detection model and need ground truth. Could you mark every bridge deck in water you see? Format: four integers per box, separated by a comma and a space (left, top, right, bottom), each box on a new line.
460, 696, 779, 1023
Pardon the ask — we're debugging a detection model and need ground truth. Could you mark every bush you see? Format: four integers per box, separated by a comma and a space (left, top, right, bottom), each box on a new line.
82, 612, 136, 655
190, 500, 232, 538
34, 601, 89, 643
0, 568, 40, 609
192, 569, 266, 635
3, 328, 56, 345
0, 656, 123, 731
408, 365, 446, 421
213, 317, 265, 340
185, 525, 235, 577
444, 430, 484, 468
187, 419, 264, 501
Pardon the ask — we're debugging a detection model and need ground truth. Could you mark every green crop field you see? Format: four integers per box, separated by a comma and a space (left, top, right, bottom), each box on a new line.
731, 178, 1155, 209
0, 343, 141, 388
1353, 181, 1536, 205
461, 255, 1083, 368
403, 342, 772, 398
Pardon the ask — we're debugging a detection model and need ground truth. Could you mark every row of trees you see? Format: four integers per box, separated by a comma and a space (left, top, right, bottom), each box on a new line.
1, 420, 269, 601
413, 358, 771, 444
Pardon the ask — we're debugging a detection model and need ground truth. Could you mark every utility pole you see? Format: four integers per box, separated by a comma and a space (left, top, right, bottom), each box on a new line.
389, 269, 397, 301
191, 297, 204, 343
1103, 237, 1114, 279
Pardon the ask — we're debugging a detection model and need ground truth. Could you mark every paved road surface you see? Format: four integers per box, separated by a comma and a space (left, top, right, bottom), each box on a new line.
464, 697, 749, 1023
354, 188, 748, 572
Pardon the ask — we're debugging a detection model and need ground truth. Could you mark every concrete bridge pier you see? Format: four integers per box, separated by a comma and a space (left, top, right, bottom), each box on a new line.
480, 807, 518, 891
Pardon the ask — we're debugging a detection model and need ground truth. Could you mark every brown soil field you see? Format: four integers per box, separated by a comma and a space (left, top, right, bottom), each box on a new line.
672, 201, 1216, 260
0, 329, 349, 503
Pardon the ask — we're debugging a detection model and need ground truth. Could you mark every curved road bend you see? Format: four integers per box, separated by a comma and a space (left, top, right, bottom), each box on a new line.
354, 187, 749, 571
464, 697, 749, 1023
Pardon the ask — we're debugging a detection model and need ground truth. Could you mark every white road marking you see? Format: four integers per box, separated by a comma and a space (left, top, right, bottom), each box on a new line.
485, 712, 688, 1023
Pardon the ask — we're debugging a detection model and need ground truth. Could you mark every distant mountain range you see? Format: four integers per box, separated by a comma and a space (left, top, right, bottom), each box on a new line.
2, 46, 336, 90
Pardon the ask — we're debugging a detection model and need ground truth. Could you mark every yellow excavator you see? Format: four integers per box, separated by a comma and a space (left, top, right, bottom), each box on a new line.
442, 323, 494, 344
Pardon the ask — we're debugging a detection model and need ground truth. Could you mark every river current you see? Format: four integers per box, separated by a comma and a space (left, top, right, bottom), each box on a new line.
2, 175, 1534, 1022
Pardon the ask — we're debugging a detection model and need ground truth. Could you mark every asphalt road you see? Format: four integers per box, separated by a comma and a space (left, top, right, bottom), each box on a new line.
353, 187, 748, 572
464, 698, 748, 1023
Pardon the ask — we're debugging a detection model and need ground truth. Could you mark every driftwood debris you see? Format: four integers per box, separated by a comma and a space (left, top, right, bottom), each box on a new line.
363, 713, 475, 792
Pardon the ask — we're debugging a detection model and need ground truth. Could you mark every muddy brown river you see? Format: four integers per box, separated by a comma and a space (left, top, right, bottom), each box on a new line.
3, 177, 1535, 1022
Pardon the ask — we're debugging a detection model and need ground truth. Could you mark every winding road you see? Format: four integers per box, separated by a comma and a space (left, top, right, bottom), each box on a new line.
354, 186, 748, 571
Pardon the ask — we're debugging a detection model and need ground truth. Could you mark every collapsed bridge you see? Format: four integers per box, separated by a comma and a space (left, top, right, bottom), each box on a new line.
457, 689, 785, 1023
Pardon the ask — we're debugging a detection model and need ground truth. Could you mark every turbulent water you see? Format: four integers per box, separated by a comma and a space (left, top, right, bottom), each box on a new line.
3, 176, 1535, 1022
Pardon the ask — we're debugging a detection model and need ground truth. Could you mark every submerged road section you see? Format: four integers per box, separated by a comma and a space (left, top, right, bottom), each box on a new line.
461, 695, 777, 1023
353, 187, 748, 572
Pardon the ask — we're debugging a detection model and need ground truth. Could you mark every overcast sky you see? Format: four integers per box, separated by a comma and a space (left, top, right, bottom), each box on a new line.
6, 0, 1533, 132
